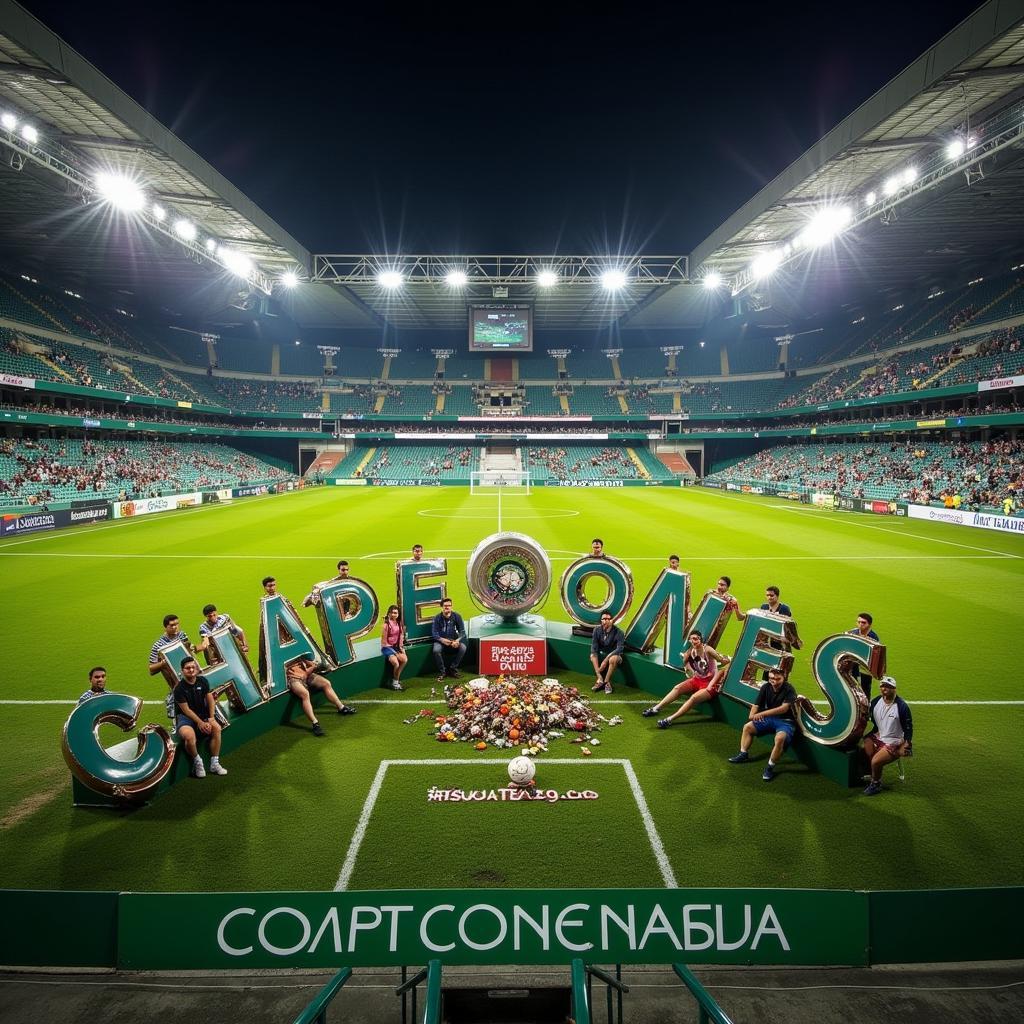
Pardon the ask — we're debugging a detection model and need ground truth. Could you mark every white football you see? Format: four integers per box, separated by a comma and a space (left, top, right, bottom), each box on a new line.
507, 755, 535, 786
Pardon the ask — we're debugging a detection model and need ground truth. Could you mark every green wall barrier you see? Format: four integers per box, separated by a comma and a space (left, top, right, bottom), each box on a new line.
0, 890, 118, 966
3, 886, 1020, 969
118, 888, 867, 969
868, 888, 1024, 963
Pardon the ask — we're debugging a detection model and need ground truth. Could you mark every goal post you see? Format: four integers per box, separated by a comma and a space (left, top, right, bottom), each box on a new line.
470, 470, 531, 495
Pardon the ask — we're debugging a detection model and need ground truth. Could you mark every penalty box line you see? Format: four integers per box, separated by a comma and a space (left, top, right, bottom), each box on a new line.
333, 757, 677, 893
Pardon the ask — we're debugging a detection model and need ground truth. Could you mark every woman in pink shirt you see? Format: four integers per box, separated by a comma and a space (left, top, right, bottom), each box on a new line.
381, 604, 407, 691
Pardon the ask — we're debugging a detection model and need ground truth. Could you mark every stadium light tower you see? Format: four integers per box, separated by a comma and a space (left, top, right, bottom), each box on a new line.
377, 269, 403, 289
94, 171, 146, 213
282, 270, 299, 288
536, 269, 559, 288
221, 249, 253, 278
445, 269, 468, 287
750, 249, 783, 280
702, 270, 723, 290
601, 268, 627, 290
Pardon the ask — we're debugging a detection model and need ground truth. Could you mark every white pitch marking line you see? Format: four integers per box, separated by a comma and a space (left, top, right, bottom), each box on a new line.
0, 489, 287, 551
0, 552, 1013, 562
335, 760, 390, 892
621, 759, 677, 888
702, 489, 1022, 559
333, 758, 676, 891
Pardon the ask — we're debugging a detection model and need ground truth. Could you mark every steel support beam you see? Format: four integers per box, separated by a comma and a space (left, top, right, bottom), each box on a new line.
312, 254, 688, 285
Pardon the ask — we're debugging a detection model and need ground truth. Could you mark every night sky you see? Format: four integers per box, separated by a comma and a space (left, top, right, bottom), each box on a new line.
20, 1, 984, 258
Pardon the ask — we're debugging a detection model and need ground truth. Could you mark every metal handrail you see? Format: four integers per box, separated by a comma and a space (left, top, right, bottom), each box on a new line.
290, 966, 352, 1024
422, 959, 442, 1024
570, 958, 591, 1024
672, 964, 736, 1024
395, 960, 442, 1024
587, 963, 628, 1024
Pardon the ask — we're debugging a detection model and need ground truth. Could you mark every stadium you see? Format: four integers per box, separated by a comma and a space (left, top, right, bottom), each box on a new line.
0, 0, 1022, 1020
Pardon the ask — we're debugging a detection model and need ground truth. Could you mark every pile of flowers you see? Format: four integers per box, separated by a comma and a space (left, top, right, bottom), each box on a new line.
405, 675, 621, 754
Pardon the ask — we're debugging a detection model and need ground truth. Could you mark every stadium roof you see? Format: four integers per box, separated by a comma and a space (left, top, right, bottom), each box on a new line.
3, 0, 1023, 335
632, 0, 1024, 327
0, 0, 379, 329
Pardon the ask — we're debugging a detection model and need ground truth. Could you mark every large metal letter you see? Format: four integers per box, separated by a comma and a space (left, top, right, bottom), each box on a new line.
559, 555, 634, 628
202, 626, 266, 712
259, 594, 334, 696
396, 559, 448, 645
720, 610, 801, 707
622, 568, 690, 669
313, 577, 380, 667
798, 634, 884, 747
62, 693, 174, 802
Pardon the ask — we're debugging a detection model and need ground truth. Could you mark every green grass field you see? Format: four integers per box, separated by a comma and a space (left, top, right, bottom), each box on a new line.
1, 485, 1022, 894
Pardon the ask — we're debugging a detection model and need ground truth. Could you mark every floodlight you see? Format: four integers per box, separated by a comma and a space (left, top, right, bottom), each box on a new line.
946, 139, 965, 160
902, 166, 917, 185
173, 219, 196, 240
446, 269, 468, 287
883, 176, 900, 197
536, 269, 558, 288
864, 191, 877, 207
377, 269, 403, 289
282, 270, 299, 288
151, 203, 166, 221
750, 249, 783, 280
1, 112, 16, 131
205, 238, 217, 252
801, 205, 852, 249
699, 341, 705, 348
221, 248, 253, 278
601, 269, 627, 290
20, 124, 38, 144
94, 171, 145, 213
702, 271, 723, 290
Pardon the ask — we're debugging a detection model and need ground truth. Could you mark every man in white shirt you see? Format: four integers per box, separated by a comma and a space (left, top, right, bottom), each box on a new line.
862, 676, 913, 796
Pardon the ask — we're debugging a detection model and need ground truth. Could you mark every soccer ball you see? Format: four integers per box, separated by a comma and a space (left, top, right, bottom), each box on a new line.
507, 755, 535, 786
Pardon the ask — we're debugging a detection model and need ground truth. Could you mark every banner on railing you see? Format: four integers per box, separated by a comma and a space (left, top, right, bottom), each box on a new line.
907, 504, 1023, 533
118, 888, 869, 969
112, 492, 201, 519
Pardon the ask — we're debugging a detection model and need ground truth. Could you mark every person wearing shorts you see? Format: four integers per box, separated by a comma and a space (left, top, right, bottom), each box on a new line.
727, 667, 798, 781
173, 656, 226, 778
286, 656, 355, 737
861, 676, 913, 796
381, 603, 408, 691
642, 630, 731, 727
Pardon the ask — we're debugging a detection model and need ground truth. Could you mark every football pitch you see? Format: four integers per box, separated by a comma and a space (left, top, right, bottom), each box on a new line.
1, 484, 1021, 894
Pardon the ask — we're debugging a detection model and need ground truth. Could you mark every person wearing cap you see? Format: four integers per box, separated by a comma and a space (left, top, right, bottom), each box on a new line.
861, 676, 913, 796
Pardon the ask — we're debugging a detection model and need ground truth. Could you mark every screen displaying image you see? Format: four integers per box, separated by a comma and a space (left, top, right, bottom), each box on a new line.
469, 304, 533, 352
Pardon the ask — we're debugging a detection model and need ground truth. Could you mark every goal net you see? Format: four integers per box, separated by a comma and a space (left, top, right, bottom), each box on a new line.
470, 470, 532, 495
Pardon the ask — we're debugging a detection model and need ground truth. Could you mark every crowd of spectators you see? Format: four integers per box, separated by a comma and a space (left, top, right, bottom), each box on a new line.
210, 378, 320, 412
531, 446, 642, 480
709, 440, 1023, 513
0, 438, 292, 505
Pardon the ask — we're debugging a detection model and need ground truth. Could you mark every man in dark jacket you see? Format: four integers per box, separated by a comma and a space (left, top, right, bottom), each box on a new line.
432, 598, 467, 682
862, 676, 913, 796
590, 611, 625, 694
